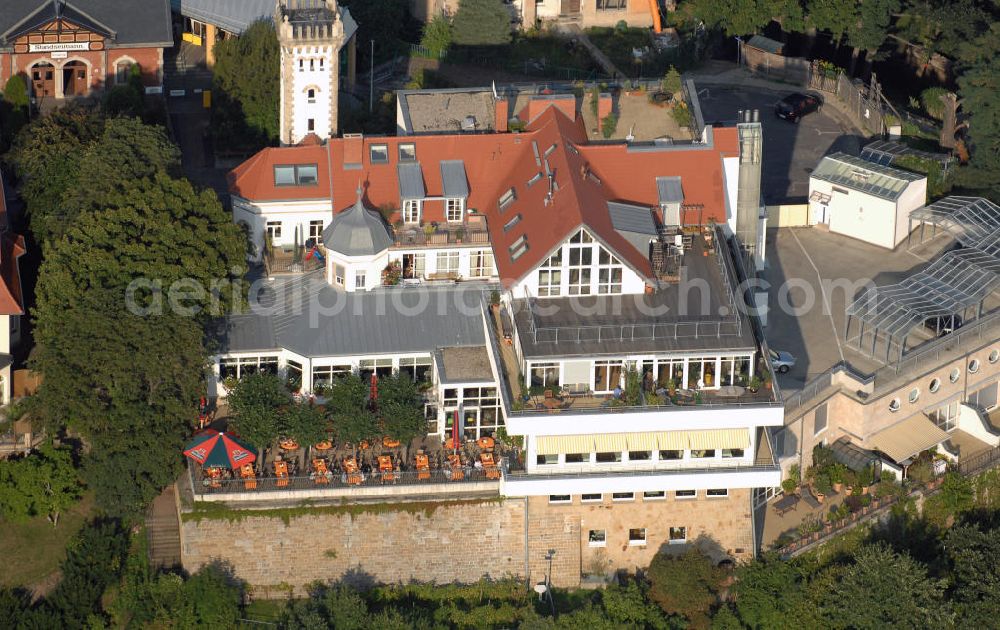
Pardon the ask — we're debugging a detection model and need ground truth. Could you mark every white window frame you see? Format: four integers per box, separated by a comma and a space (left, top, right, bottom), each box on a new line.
436, 251, 460, 274
334, 264, 345, 286
266, 221, 282, 241
706, 488, 729, 498
581, 493, 603, 503
446, 198, 465, 222
548, 494, 572, 504
668, 526, 687, 544
642, 491, 666, 501
309, 220, 324, 243
470, 249, 495, 277
675, 490, 697, 500
628, 528, 647, 546
402, 199, 422, 224
588, 529, 607, 547
612, 492, 635, 502
355, 272, 366, 290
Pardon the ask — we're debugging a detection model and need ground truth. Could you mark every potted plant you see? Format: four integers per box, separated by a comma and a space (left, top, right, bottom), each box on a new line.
490, 289, 501, 313
858, 464, 874, 494
762, 371, 773, 391
813, 473, 832, 504
423, 223, 435, 238
454, 227, 466, 243
829, 463, 846, 494
747, 376, 761, 393
665, 377, 677, 397
781, 476, 798, 496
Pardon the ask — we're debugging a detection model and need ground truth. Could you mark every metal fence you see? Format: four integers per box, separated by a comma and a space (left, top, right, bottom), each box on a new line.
190, 462, 502, 496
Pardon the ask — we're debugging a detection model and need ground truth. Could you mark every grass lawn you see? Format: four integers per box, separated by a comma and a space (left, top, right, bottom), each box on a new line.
0, 492, 94, 590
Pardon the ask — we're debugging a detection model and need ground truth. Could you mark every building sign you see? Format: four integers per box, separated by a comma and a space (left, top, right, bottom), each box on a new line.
51, 51, 67, 59
29, 42, 90, 53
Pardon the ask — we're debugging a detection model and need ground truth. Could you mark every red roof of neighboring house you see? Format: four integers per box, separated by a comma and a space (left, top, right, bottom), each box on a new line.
0, 184, 25, 316
229, 105, 739, 285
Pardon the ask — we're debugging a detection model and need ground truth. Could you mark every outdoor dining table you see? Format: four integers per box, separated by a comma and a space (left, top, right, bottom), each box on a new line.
313, 440, 333, 452
446, 454, 465, 481
378, 455, 397, 482
204, 466, 222, 488
382, 437, 401, 448
311, 458, 331, 484
480, 453, 501, 480
415, 454, 431, 480
240, 464, 257, 490
342, 457, 363, 485
476, 436, 495, 451
274, 460, 289, 487
279, 439, 300, 451
774, 493, 800, 516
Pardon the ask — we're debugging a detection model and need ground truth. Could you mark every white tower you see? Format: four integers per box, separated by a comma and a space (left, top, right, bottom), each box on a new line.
276, 0, 345, 145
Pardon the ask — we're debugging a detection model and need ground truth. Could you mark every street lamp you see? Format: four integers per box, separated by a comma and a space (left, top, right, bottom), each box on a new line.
543, 549, 556, 616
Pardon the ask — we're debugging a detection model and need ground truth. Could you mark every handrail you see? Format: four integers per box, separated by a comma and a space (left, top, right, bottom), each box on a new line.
507, 396, 782, 416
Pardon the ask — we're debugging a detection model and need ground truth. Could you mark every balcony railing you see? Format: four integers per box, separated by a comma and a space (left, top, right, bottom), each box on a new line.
264, 245, 323, 276
392, 222, 491, 249
506, 461, 779, 481
189, 461, 505, 496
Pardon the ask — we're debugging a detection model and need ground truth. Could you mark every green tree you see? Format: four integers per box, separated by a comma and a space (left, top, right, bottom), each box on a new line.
0, 444, 83, 526
806, 0, 857, 47
647, 549, 723, 628
226, 372, 289, 452
279, 400, 328, 446
661, 66, 682, 96
732, 552, 816, 628
8, 104, 104, 243
341, 0, 411, 66
212, 19, 280, 148
327, 373, 379, 443
377, 372, 427, 444
821, 543, 950, 627
1, 73, 29, 147
686, 0, 774, 36
31, 172, 243, 517
451, 0, 513, 46
956, 23, 1000, 197
846, 0, 900, 75
421, 15, 453, 56
945, 523, 1000, 627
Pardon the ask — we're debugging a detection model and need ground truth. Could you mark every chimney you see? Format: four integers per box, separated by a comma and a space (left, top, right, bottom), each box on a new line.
495, 98, 509, 132
597, 93, 612, 132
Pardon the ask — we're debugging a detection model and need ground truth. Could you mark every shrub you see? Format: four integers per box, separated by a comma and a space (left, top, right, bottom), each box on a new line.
421, 15, 453, 57
661, 66, 682, 96
920, 87, 948, 120
601, 112, 618, 138
671, 102, 692, 128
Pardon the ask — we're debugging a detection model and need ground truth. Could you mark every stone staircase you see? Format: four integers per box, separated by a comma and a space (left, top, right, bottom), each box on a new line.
146, 484, 182, 570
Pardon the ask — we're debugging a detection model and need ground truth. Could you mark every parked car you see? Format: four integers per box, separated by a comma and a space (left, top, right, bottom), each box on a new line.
923, 315, 963, 336
774, 92, 823, 123
769, 348, 797, 373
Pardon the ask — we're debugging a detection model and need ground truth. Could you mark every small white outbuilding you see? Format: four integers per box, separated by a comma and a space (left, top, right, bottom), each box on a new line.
808, 152, 927, 249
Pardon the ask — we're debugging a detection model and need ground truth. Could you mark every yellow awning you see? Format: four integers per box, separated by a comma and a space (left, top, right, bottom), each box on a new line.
535, 435, 594, 455
593, 433, 629, 452
869, 415, 949, 463
656, 431, 689, 451
627, 432, 659, 451
687, 428, 749, 451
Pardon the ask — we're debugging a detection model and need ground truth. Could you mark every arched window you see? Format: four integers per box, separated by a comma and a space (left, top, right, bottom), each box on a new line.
307, 88, 316, 103
115, 60, 134, 85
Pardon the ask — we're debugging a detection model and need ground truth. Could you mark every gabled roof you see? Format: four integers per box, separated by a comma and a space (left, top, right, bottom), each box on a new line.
0, 0, 172, 47
229, 105, 739, 287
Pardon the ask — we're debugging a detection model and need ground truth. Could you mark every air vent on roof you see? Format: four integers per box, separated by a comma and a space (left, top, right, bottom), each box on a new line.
461, 116, 477, 131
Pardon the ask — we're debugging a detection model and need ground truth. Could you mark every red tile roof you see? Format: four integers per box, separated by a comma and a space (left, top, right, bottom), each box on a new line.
229, 105, 739, 286
0, 184, 25, 316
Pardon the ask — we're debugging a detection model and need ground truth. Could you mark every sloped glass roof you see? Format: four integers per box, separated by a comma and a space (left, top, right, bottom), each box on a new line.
811, 152, 923, 201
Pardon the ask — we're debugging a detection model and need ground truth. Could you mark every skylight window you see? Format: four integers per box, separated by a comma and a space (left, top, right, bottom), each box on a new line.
527, 173, 543, 187
370, 144, 389, 164
509, 235, 529, 261
499, 187, 516, 211
503, 214, 522, 232
273, 164, 318, 186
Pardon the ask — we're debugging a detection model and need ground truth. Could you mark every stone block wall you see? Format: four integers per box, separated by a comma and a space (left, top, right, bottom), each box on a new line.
181, 491, 755, 594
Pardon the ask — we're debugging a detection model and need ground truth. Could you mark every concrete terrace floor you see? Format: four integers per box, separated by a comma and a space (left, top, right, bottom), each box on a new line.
762, 227, 955, 394
760, 489, 850, 549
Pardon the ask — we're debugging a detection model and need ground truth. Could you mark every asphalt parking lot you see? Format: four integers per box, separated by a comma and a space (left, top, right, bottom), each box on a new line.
696, 85, 861, 204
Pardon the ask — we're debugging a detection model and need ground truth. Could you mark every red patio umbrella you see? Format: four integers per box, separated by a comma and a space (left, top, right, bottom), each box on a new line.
183, 429, 257, 469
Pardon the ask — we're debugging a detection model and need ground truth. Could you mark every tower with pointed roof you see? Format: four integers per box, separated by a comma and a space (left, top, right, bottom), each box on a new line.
275, 0, 350, 145
322, 191, 394, 291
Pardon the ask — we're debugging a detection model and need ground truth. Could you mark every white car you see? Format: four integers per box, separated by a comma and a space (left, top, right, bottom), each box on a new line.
769, 349, 796, 374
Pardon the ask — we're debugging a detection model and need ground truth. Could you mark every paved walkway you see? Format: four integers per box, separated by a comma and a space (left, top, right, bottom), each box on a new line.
146, 484, 182, 570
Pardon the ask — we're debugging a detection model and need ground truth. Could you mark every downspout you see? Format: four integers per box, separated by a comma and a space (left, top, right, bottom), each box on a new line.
523, 496, 530, 587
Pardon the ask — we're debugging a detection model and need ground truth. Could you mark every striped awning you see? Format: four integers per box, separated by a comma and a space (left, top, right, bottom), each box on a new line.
535, 435, 594, 455
869, 415, 949, 463
656, 431, 689, 451
594, 433, 629, 452
627, 432, 659, 451
688, 428, 749, 451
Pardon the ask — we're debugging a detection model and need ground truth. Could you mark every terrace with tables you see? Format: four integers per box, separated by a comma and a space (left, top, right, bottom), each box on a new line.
188, 430, 519, 501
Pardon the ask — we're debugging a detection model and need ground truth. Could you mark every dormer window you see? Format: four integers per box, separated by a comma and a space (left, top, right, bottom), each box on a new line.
402, 199, 422, 224
446, 198, 464, 222
274, 164, 318, 186
399, 143, 416, 162
370, 144, 389, 164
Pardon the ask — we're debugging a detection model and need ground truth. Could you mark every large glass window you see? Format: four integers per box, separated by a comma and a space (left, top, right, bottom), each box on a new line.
470, 249, 495, 277
359, 358, 393, 381
597, 0, 627, 9
309, 220, 324, 243
530, 362, 560, 388
930, 400, 959, 432
970, 381, 998, 410
567, 242, 593, 295
398, 356, 433, 383
537, 252, 563, 297
593, 361, 623, 393
437, 251, 460, 274
221, 355, 279, 381
312, 364, 351, 388
597, 248, 623, 294
402, 199, 421, 223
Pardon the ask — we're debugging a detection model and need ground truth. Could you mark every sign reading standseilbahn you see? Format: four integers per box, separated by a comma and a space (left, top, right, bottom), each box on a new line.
29, 42, 90, 53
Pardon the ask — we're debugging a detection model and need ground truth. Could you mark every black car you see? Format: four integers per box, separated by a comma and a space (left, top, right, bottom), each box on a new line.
923, 315, 963, 336
774, 93, 823, 122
